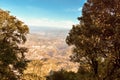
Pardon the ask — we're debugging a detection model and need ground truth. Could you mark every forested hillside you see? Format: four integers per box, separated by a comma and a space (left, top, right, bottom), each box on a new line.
0, 0, 120, 80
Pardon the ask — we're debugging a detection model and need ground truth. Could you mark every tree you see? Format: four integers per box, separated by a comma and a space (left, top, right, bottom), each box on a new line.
46, 69, 79, 80
0, 9, 29, 79
66, 0, 120, 80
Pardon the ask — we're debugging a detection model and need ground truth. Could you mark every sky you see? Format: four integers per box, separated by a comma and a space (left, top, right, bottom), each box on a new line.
0, 0, 86, 29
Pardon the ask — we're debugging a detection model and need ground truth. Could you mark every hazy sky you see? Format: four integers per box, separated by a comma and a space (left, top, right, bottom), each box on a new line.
0, 0, 86, 29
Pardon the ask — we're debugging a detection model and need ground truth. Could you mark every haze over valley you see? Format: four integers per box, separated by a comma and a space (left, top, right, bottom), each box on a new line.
23, 27, 79, 79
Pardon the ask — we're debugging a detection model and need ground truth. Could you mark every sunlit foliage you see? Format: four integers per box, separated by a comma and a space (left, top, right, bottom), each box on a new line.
0, 9, 29, 79
66, 0, 120, 80
22, 60, 45, 80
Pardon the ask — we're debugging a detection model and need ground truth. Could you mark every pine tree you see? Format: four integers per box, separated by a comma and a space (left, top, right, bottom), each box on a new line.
0, 9, 29, 79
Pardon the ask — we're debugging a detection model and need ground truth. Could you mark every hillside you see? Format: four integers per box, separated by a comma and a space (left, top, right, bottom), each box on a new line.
22, 27, 79, 79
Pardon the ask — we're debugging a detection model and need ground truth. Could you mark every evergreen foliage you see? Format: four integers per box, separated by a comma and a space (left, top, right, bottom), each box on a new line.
66, 0, 120, 80
0, 9, 29, 79
46, 69, 79, 80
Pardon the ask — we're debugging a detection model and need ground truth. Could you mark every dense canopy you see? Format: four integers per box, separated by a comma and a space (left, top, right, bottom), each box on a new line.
66, 0, 120, 80
0, 9, 29, 79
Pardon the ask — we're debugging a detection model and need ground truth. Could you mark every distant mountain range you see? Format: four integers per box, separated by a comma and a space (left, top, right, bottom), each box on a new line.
29, 26, 71, 38
30, 26, 70, 33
